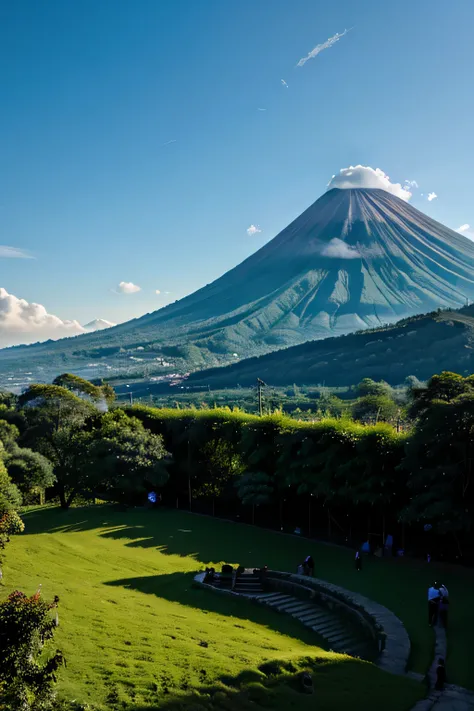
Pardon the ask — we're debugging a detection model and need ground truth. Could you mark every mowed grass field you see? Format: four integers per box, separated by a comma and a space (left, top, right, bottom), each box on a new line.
2, 507, 470, 710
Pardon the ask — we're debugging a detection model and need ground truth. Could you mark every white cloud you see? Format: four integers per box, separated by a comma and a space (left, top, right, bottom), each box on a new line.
281, 79, 288, 88
162, 139, 176, 146
427, 192, 437, 202
117, 281, 141, 294
0, 287, 86, 348
297, 29, 351, 68
0, 245, 34, 259
155, 289, 161, 295
247, 224, 262, 236
321, 238, 360, 259
456, 224, 474, 241
327, 165, 412, 201
257, 107, 267, 111
405, 179, 419, 189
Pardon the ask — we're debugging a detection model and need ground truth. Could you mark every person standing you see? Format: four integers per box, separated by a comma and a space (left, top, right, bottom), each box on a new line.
303, 555, 314, 577
428, 583, 441, 626
355, 550, 362, 571
435, 658, 446, 691
438, 584, 449, 628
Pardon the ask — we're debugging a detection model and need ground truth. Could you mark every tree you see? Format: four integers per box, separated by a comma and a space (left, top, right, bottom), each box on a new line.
408, 371, 474, 418
52, 373, 115, 406
356, 378, 394, 398
352, 395, 399, 423
0, 451, 22, 515
0, 451, 24, 572
18, 385, 96, 508
0, 590, 64, 710
401, 382, 474, 537
88, 409, 169, 503
5, 447, 54, 501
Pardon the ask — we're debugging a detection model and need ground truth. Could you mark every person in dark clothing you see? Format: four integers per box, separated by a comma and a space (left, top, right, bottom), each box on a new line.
355, 550, 362, 571
438, 589, 449, 628
435, 658, 446, 691
428, 583, 441, 626
303, 555, 314, 577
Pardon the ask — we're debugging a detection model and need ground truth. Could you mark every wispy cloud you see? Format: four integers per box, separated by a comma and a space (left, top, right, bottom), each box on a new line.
405, 179, 419, 189
281, 79, 288, 88
257, 107, 267, 111
0, 245, 34, 259
427, 192, 437, 202
297, 28, 351, 68
321, 237, 360, 259
457, 224, 470, 233
247, 224, 262, 236
162, 139, 177, 146
155, 289, 161, 294
117, 281, 141, 294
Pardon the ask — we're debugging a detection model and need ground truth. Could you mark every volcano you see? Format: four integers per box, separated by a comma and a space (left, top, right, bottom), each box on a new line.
3, 187, 474, 373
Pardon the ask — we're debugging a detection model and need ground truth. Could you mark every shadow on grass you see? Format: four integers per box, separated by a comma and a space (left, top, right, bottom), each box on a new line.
104, 570, 329, 650
113, 655, 423, 711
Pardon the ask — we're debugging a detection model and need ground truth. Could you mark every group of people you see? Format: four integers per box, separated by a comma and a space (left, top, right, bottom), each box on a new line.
427, 582, 449, 628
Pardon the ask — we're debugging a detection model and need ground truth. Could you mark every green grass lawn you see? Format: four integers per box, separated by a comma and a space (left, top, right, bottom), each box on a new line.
4, 506, 469, 710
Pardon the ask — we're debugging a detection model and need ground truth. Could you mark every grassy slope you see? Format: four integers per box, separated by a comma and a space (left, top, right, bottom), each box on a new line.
4, 506, 465, 710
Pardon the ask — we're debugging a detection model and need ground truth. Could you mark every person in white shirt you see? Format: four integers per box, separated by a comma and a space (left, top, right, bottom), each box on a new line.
428, 583, 441, 626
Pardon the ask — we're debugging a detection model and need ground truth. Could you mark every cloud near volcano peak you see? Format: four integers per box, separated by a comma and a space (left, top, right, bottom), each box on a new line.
327, 166, 412, 201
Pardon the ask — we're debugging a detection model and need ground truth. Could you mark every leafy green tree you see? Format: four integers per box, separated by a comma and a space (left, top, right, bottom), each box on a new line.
236, 471, 274, 506
18, 385, 96, 508
357, 378, 394, 398
0, 451, 22, 515
53, 372, 115, 406
352, 395, 399, 423
5, 447, 54, 500
401, 377, 474, 536
88, 409, 169, 503
408, 371, 474, 418
0, 590, 64, 710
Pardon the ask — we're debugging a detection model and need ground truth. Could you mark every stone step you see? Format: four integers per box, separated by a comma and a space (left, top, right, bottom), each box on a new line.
297, 610, 329, 623
312, 621, 346, 636
231, 588, 374, 663
276, 600, 313, 613
326, 631, 357, 646
266, 595, 295, 607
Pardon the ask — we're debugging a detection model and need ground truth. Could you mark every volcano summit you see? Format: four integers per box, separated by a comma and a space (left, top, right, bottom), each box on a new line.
2, 186, 474, 374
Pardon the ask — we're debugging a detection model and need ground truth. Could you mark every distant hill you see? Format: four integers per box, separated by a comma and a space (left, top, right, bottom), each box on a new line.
83, 318, 116, 332
2, 186, 474, 380
186, 306, 474, 387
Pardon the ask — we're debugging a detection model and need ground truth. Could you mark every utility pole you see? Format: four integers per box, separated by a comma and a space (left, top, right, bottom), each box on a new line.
257, 378, 266, 416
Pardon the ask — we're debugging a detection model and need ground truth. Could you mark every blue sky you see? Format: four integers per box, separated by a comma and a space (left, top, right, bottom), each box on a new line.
1, 0, 474, 342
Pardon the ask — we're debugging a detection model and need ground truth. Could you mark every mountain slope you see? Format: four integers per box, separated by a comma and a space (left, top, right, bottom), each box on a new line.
2, 187, 474, 375
186, 306, 474, 387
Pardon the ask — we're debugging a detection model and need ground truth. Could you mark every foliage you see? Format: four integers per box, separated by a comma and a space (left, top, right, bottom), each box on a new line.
401, 372, 474, 533
0, 455, 22, 516
52, 373, 115, 406
0, 589, 64, 711
352, 395, 399, 423
356, 378, 393, 398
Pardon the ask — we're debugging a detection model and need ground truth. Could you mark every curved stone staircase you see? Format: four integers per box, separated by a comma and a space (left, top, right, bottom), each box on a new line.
204, 570, 376, 660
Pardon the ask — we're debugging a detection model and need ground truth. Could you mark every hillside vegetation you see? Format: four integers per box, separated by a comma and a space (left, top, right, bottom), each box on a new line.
187, 306, 474, 387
